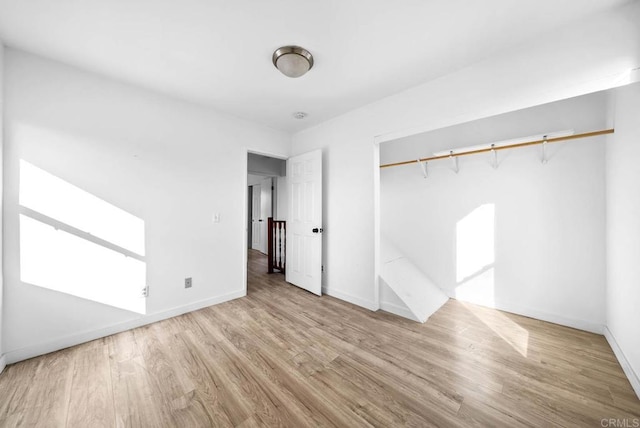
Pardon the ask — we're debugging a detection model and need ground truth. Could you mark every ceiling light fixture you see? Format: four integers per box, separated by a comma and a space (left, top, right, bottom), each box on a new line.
293, 112, 308, 119
273, 46, 314, 78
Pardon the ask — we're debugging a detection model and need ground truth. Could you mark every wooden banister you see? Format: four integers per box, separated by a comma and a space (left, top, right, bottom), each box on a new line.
267, 217, 286, 274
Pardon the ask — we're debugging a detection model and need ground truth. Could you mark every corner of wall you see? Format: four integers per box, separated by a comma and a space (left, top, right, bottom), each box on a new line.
4, 289, 245, 364
444, 291, 605, 335
0, 39, 5, 372
604, 326, 640, 399
321, 286, 378, 312
604, 81, 640, 400
379, 301, 421, 322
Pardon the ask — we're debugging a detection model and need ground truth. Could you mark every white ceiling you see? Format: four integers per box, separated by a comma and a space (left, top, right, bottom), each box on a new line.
0, 0, 631, 133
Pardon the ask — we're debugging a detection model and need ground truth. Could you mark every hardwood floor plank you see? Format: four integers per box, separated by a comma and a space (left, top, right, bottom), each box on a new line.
502, 377, 639, 426
133, 322, 196, 403
182, 335, 255, 426
456, 396, 534, 428
66, 341, 115, 428
106, 329, 142, 363
310, 360, 437, 427
334, 353, 462, 425
609, 384, 640, 415
169, 388, 233, 428
161, 330, 235, 427
110, 356, 175, 427
216, 338, 322, 428
236, 414, 268, 428
0, 357, 41, 418
16, 347, 76, 427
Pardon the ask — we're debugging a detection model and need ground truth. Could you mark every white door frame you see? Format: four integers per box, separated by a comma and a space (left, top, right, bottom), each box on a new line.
372, 138, 381, 310
243, 148, 289, 296
259, 177, 273, 254
250, 183, 262, 251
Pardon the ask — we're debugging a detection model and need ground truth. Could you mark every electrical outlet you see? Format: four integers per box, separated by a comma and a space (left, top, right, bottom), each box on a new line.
185, 277, 192, 288
141, 286, 149, 297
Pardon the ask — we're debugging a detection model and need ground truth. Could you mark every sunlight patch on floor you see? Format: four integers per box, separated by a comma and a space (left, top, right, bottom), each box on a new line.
463, 302, 530, 358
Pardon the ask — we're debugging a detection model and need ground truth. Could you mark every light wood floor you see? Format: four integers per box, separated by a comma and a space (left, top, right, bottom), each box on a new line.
1, 250, 639, 427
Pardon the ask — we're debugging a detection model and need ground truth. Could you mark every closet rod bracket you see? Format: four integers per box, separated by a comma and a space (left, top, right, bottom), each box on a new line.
449, 151, 459, 174
416, 159, 428, 178
491, 144, 498, 169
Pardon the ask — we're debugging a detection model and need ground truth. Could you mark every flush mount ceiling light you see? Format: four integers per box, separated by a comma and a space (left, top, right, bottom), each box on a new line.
272, 46, 314, 78
293, 112, 308, 119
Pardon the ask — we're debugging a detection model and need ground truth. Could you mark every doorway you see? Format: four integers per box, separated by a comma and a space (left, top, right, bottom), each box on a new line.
246, 152, 288, 293
244, 149, 324, 297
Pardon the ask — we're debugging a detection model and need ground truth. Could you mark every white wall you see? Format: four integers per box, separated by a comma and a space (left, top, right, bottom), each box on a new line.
291, 2, 640, 311
247, 153, 286, 177
248, 154, 287, 236
0, 42, 5, 373
248, 154, 287, 222
247, 174, 264, 186
380, 92, 607, 332
275, 176, 288, 221
259, 177, 272, 254
249, 177, 287, 221
605, 81, 640, 397
2, 49, 289, 362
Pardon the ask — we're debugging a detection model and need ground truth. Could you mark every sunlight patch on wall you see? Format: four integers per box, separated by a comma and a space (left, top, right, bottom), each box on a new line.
20, 215, 146, 313
454, 203, 496, 306
454, 268, 496, 307
456, 204, 495, 283
19, 160, 146, 314
20, 160, 145, 255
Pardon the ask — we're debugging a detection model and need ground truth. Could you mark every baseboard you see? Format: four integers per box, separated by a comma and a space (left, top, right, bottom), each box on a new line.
322, 287, 378, 311
4, 289, 245, 364
446, 291, 604, 334
604, 326, 640, 399
379, 301, 421, 322
0, 355, 6, 375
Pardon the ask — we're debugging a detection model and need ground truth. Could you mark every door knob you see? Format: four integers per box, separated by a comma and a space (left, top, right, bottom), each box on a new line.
312, 228, 323, 233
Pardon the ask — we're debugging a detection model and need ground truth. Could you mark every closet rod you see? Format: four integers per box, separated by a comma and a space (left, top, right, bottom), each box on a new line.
379, 128, 614, 169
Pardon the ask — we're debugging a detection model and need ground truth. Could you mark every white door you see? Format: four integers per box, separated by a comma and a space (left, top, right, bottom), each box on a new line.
251, 184, 261, 250
286, 150, 322, 295
259, 177, 273, 254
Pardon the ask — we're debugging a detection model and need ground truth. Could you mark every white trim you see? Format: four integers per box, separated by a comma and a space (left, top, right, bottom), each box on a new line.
242, 150, 249, 296
445, 291, 604, 334
0, 355, 6, 375
4, 289, 245, 364
322, 286, 378, 311
372, 138, 381, 310
604, 326, 640, 399
379, 301, 421, 322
